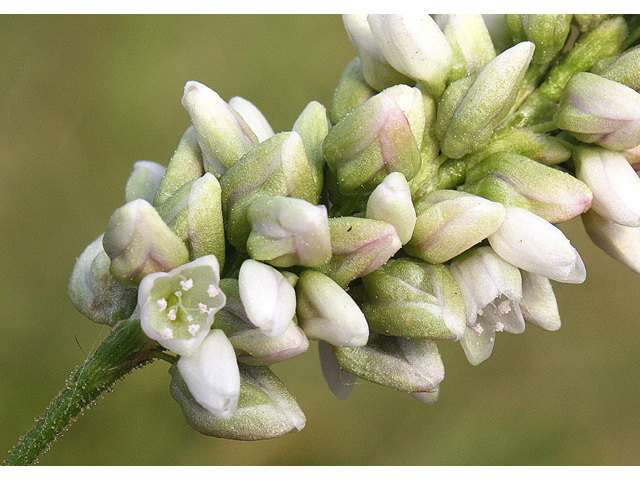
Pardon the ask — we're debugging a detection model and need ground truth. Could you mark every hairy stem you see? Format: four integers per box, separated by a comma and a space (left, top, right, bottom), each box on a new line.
2, 318, 157, 466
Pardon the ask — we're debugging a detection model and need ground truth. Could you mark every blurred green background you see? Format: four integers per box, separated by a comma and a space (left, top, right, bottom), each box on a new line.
1, 15, 639, 466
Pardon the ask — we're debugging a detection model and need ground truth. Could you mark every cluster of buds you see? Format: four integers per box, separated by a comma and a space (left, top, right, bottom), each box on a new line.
67, 14, 640, 440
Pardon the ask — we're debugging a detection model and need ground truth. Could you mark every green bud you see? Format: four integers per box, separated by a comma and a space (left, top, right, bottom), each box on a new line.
319, 217, 402, 288
405, 190, 506, 264
323, 90, 422, 196
155, 173, 225, 264
153, 126, 205, 207
366, 172, 416, 244
246, 196, 331, 268
593, 46, 640, 92
361, 258, 466, 340
332, 333, 444, 393
463, 127, 573, 166
103, 199, 190, 286
170, 362, 306, 440
292, 101, 329, 203
181, 81, 259, 176
125, 160, 166, 204
506, 14, 572, 65
461, 152, 593, 223
329, 57, 377, 125
573, 14, 612, 32
435, 14, 496, 81
216, 279, 309, 365
295, 270, 369, 348
435, 41, 534, 159
67, 235, 137, 326
220, 131, 317, 251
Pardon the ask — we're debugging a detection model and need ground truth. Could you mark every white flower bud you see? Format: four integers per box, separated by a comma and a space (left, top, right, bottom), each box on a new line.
366, 172, 416, 244
238, 259, 296, 338
488, 206, 586, 283
228, 96, 275, 143
177, 329, 241, 420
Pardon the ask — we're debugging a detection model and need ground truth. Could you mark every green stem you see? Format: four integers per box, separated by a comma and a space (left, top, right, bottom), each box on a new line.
2, 318, 157, 466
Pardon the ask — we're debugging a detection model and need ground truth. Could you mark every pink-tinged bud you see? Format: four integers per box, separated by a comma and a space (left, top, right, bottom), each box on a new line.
582, 208, 640, 276
488, 206, 586, 283
461, 151, 593, 223
405, 190, 506, 264
320, 217, 402, 288
323, 90, 422, 196
554, 72, 640, 151
574, 146, 640, 227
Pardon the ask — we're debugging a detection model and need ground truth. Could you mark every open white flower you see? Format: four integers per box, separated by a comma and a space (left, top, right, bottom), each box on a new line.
138, 255, 226, 356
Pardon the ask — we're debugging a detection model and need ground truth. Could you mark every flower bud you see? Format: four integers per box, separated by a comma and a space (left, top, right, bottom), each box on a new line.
434, 14, 496, 81
153, 126, 205, 207
155, 173, 226, 263
176, 329, 240, 420
366, 172, 416, 244
137, 255, 226, 356
519, 270, 561, 331
405, 190, 506, 264
582, 208, 640, 276
342, 14, 412, 91
323, 90, 422, 196
329, 57, 377, 125
215, 279, 308, 365
554, 72, 640, 151
170, 362, 305, 440
573, 14, 612, 32
318, 340, 356, 401
246, 196, 331, 268
435, 41, 534, 159
103, 199, 189, 287
295, 270, 369, 348
332, 334, 444, 393
220, 131, 316, 250
292, 101, 329, 203
382, 84, 427, 147
125, 160, 166, 204
593, 46, 640, 92
67, 235, 137, 326
367, 14, 452, 96
181, 81, 259, 176
228, 96, 275, 143
238, 259, 296, 338
506, 14, 572, 65
573, 146, 640, 227
464, 127, 573, 166
461, 151, 593, 223
320, 217, 402, 288
361, 258, 466, 340
488, 206, 586, 283
449, 246, 524, 333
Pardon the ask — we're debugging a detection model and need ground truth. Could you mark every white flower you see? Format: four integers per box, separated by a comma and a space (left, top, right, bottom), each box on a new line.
138, 255, 226, 356
488, 206, 586, 283
177, 329, 240, 419
238, 259, 296, 338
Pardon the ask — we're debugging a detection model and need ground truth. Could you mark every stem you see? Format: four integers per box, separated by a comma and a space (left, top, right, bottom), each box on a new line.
2, 318, 157, 466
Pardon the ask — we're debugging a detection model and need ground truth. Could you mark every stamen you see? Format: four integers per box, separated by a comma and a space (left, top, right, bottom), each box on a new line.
207, 284, 219, 298
494, 321, 505, 332
188, 324, 200, 336
161, 328, 174, 340
198, 303, 210, 314
180, 278, 194, 291
471, 324, 484, 335
156, 298, 168, 311
167, 309, 177, 321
